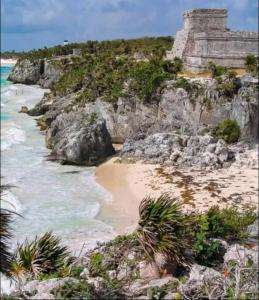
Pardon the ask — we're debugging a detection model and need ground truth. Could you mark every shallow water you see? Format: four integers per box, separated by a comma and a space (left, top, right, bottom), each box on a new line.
0, 66, 115, 257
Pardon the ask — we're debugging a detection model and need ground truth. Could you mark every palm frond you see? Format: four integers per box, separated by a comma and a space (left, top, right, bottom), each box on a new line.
0, 208, 13, 276
137, 194, 192, 269
12, 231, 71, 279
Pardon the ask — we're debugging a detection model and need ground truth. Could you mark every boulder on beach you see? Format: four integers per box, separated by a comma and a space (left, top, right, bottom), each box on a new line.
46, 112, 115, 165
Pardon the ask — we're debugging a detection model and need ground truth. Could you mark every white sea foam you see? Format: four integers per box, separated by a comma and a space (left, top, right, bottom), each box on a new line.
0, 275, 17, 296
1, 190, 22, 213
1, 125, 26, 151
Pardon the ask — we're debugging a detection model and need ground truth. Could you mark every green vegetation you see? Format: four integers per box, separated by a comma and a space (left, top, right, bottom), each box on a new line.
128, 59, 178, 102
19, 37, 183, 104
203, 206, 256, 241
245, 54, 258, 76
173, 77, 191, 92
208, 61, 227, 78
88, 113, 98, 126
11, 232, 71, 280
191, 205, 256, 265
207, 63, 241, 97
203, 97, 213, 111
136, 194, 192, 270
51, 280, 93, 299
212, 119, 241, 144
136, 194, 256, 270
89, 252, 105, 277
0, 208, 13, 276
193, 214, 222, 265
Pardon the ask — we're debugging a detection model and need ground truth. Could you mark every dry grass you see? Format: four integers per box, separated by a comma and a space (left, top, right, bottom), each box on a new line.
179, 68, 248, 79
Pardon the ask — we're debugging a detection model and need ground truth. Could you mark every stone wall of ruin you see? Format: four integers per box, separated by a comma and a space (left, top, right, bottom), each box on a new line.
166, 9, 259, 72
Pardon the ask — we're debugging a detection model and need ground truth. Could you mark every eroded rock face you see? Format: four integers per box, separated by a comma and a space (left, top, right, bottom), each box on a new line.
120, 133, 234, 168
8, 59, 42, 84
8, 59, 62, 88
46, 114, 115, 165
22, 277, 78, 298
180, 264, 227, 299
224, 244, 258, 266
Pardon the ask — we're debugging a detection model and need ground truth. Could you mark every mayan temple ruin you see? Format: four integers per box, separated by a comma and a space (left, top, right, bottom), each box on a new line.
166, 8, 258, 72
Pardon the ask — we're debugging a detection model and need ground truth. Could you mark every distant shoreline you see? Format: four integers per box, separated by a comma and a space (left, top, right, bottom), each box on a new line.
1, 58, 17, 66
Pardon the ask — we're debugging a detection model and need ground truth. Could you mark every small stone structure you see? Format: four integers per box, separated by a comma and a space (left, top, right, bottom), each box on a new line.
166, 9, 258, 72
72, 48, 82, 56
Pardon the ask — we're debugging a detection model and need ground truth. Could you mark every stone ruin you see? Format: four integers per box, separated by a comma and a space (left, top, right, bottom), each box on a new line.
166, 9, 258, 72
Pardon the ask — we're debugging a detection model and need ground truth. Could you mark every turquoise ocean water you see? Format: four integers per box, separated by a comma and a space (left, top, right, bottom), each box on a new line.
0, 65, 115, 256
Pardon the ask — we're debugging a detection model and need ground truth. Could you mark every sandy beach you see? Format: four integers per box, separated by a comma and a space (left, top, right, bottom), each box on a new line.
1, 58, 17, 66
96, 147, 258, 234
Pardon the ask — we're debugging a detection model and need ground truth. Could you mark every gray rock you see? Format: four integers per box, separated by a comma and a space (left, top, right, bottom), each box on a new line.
80, 268, 90, 279
8, 58, 62, 88
106, 270, 117, 280
46, 115, 115, 165
8, 59, 42, 84
129, 276, 175, 295
139, 261, 160, 280
117, 263, 129, 281
180, 264, 226, 299
22, 280, 40, 293
224, 244, 258, 266
22, 277, 78, 295
121, 133, 234, 169
30, 292, 55, 299
247, 219, 258, 243
87, 277, 106, 290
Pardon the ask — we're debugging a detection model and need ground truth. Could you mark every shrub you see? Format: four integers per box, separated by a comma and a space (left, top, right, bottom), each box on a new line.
192, 214, 222, 265
208, 62, 227, 78
51, 280, 93, 299
205, 206, 256, 241
203, 97, 213, 111
245, 54, 258, 76
218, 82, 237, 97
11, 232, 71, 279
89, 252, 105, 276
212, 119, 241, 144
173, 77, 191, 92
162, 57, 184, 75
129, 60, 173, 102
136, 194, 192, 271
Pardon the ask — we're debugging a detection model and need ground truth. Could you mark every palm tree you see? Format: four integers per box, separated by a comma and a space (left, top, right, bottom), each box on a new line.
136, 194, 192, 276
11, 231, 71, 280
0, 208, 13, 276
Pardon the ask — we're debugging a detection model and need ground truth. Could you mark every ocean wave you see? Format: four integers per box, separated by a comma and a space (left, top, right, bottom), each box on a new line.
1, 190, 23, 213
0, 275, 16, 296
1, 125, 26, 151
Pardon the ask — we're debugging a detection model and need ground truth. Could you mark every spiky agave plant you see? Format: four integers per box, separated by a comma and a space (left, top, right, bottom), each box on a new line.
11, 231, 71, 280
136, 194, 192, 273
0, 208, 13, 276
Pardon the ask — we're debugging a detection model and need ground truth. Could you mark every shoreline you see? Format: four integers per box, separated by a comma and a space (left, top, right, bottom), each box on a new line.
1, 81, 115, 255
96, 148, 258, 234
1, 58, 17, 66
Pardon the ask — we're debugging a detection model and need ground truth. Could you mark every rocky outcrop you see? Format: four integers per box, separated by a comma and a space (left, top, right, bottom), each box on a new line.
10, 56, 258, 168
7, 233, 258, 300
120, 133, 235, 168
8, 59, 43, 84
28, 77, 258, 145
46, 114, 115, 165
8, 59, 62, 88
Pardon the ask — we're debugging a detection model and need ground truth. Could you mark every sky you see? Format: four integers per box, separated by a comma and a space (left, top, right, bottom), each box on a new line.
1, 0, 258, 52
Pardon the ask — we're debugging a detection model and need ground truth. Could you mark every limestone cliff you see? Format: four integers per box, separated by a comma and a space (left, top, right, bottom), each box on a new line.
8, 58, 63, 88
8, 54, 258, 167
